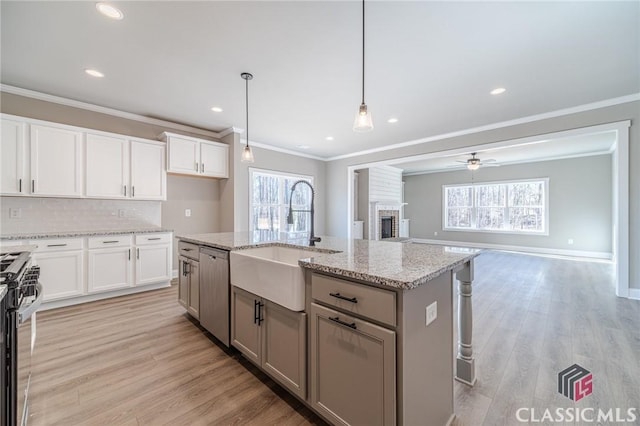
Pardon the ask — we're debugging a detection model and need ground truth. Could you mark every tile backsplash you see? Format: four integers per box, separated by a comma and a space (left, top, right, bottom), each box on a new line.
0, 197, 161, 235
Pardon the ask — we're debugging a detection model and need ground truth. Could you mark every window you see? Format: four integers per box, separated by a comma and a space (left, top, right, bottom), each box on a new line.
443, 179, 548, 234
249, 169, 314, 239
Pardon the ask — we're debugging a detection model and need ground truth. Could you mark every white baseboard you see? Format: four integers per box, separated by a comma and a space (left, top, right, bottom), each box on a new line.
628, 289, 640, 300
410, 238, 613, 261
39, 281, 171, 311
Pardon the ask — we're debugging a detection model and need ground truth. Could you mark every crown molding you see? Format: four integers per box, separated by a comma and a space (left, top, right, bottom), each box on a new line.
326, 93, 640, 162
239, 138, 325, 161
1, 84, 223, 139
219, 127, 243, 137
401, 149, 614, 176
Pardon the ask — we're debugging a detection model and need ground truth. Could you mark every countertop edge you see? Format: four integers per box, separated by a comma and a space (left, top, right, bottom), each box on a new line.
299, 252, 480, 290
0, 285, 7, 302
1, 228, 174, 240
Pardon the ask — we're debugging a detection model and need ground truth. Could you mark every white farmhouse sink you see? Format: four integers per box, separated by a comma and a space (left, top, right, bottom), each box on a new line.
230, 246, 313, 311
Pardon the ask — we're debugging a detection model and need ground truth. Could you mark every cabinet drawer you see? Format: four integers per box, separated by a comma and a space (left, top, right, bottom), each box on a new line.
135, 233, 172, 245
311, 273, 396, 327
88, 235, 132, 249
178, 241, 199, 260
30, 238, 84, 252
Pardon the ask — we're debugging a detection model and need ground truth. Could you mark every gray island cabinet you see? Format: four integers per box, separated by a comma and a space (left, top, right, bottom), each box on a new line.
176, 233, 480, 426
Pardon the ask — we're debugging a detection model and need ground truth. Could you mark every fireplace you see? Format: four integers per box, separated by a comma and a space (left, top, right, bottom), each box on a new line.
381, 216, 393, 239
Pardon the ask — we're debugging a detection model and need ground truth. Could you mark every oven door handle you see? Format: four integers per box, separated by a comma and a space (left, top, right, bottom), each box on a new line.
19, 283, 43, 325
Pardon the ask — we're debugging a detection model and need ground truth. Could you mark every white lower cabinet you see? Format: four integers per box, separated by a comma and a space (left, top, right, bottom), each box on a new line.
87, 235, 133, 293
30, 238, 85, 302
134, 234, 172, 286
28, 232, 172, 306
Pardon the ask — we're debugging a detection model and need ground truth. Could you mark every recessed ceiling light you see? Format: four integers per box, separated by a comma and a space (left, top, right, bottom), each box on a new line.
387, 118, 398, 123
297, 145, 310, 149
490, 87, 506, 95
85, 68, 105, 78
96, 3, 124, 20
325, 136, 334, 141
211, 107, 223, 113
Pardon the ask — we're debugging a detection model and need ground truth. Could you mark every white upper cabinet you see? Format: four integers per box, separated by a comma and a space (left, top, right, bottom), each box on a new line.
1, 118, 27, 195
1, 114, 167, 201
86, 133, 129, 198
166, 134, 200, 175
164, 132, 228, 178
30, 124, 83, 197
130, 139, 166, 200
200, 141, 228, 177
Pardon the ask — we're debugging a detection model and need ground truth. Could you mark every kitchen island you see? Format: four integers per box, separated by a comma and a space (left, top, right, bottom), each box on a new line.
177, 232, 481, 426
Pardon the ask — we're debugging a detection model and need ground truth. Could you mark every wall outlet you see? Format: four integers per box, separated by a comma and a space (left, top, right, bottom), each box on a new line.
434, 231, 438, 236
9, 208, 21, 219
568, 238, 574, 245
118, 209, 126, 218
185, 209, 192, 217
426, 301, 437, 326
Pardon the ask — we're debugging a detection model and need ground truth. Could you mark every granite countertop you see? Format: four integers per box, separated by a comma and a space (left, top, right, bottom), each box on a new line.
1, 228, 173, 241
177, 232, 481, 290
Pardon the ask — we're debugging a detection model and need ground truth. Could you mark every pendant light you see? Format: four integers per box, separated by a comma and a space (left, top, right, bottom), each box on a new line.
241, 72, 255, 163
353, 0, 373, 132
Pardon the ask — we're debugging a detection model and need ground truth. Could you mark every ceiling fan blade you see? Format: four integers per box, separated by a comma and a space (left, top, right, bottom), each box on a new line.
482, 158, 497, 163
455, 160, 468, 164
446, 164, 467, 168
480, 163, 501, 167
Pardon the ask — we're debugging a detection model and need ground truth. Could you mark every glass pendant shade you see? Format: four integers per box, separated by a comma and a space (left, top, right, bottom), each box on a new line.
241, 144, 254, 163
467, 162, 480, 171
353, 103, 374, 132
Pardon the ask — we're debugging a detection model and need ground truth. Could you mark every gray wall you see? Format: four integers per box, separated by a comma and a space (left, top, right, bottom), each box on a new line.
225, 139, 326, 234
356, 169, 369, 239
325, 100, 639, 289
404, 155, 612, 254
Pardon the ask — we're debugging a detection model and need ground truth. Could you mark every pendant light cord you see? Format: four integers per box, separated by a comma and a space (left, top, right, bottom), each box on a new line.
245, 77, 249, 148
361, 0, 365, 106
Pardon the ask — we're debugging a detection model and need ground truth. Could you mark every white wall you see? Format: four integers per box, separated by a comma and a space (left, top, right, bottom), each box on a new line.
404, 155, 612, 254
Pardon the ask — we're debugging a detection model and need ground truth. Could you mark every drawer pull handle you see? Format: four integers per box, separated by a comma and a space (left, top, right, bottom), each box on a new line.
329, 292, 358, 303
47, 243, 67, 247
147, 237, 161, 241
329, 316, 357, 330
103, 240, 119, 244
182, 248, 193, 251
19, 179, 22, 193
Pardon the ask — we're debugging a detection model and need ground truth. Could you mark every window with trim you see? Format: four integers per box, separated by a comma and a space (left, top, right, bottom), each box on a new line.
249, 169, 313, 239
443, 179, 548, 234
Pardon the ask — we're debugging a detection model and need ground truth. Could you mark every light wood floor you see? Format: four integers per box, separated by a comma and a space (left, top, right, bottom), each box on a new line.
28, 251, 639, 426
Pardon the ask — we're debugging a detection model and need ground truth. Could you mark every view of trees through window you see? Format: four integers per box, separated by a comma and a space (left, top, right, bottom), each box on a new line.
250, 170, 313, 239
444, 179, 547, 233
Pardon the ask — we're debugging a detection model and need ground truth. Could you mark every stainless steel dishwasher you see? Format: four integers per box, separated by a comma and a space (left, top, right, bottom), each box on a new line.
199, 247, 230, 347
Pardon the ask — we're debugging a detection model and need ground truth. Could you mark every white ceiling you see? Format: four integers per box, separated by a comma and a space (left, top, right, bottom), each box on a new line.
1, 1, 638, 159
396, 130, 617, 175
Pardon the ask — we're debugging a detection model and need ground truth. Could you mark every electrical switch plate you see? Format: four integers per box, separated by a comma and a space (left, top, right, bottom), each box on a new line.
568, 238, 574, 245
426, 301, 437, 326
118, 209, 126, 218
185, 209, 191, 217
434, 231, 438, 236
9, 208, 21, 219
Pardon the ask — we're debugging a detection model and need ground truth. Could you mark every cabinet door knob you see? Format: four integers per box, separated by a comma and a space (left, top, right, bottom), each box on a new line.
329, 316, 357, 330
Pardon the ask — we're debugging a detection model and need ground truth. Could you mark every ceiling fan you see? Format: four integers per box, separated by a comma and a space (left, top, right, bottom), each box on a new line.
454, 152, 499, 170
